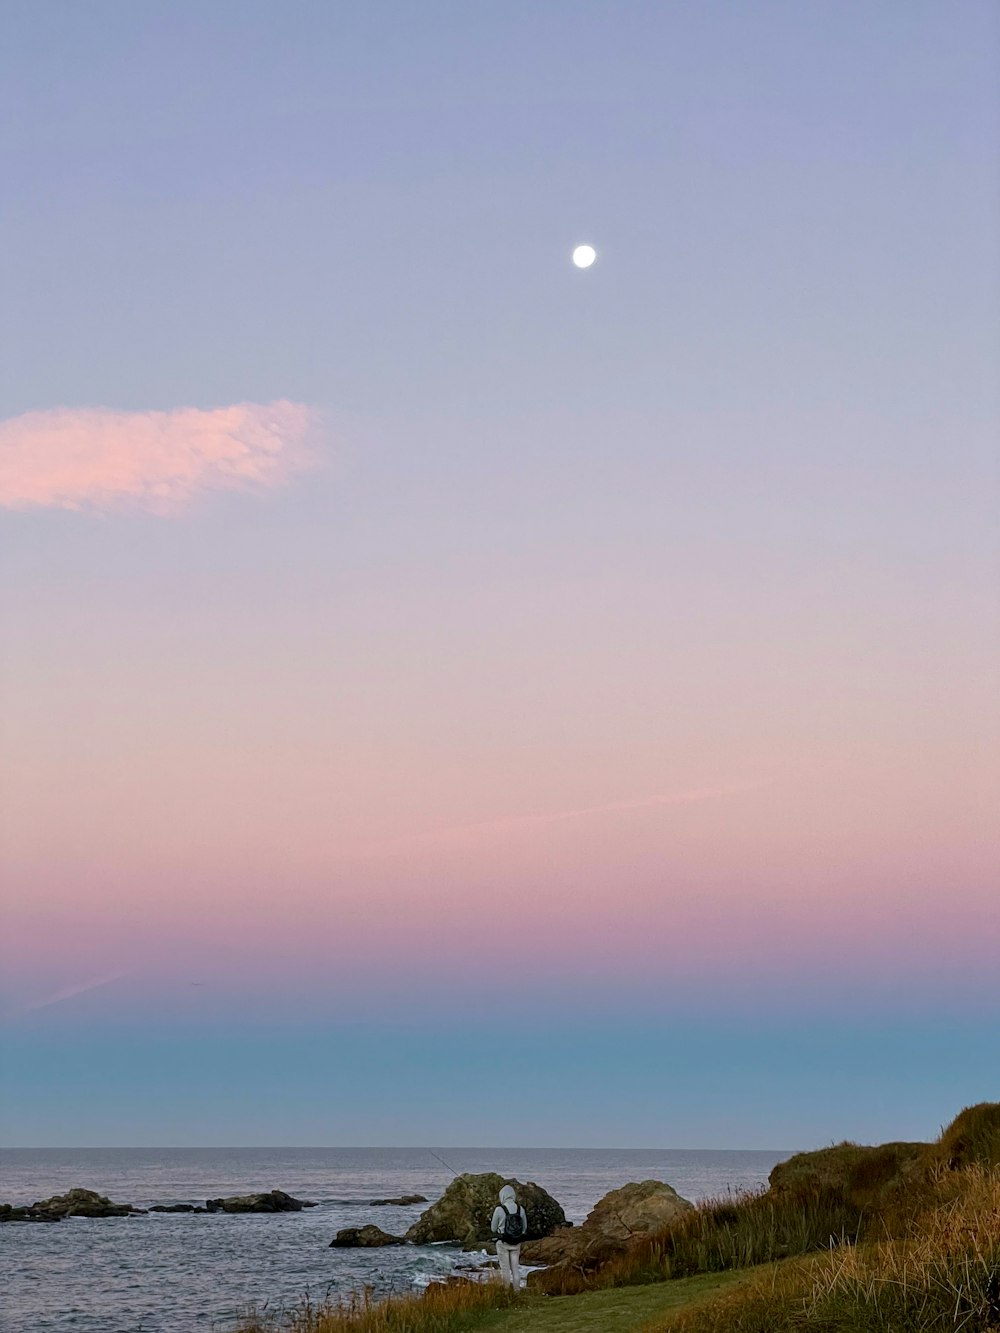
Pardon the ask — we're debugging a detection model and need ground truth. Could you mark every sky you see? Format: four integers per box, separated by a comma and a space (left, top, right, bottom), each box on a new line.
1, 1, 998, 1149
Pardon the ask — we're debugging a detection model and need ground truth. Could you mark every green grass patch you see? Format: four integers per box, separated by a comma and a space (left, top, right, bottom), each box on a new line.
469, 1271, 752, 1333
236, 1271, 756, 1333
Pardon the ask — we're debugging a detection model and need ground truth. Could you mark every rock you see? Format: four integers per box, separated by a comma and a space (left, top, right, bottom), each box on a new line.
523, 1180, 694, 1291
525, 1232, 628, 1289
405, 1173, 566, 1249
330, 1224, 407, 1247
149, 1204, 204, 1213
369, 1194, 428, 1206
520, 1226, 581, 1266
583, 1180, 693, 1240
204, 1189, 310, 1214
29, 1189, 143, 1219
1, 1203, 59, 1223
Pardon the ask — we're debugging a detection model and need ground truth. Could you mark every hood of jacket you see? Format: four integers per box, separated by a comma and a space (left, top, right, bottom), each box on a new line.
499, 1185, 517, 1210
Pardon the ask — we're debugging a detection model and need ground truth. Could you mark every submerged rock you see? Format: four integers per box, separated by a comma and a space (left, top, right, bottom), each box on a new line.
149, 1204, 207, 1213
330, 1224, 407, 1247
369, 1194, 428, 1206
205, 1189, 312, 1213
405, 1173, 565, 1248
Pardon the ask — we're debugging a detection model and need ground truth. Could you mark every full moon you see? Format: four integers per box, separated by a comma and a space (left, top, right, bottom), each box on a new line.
572, 244, 597, 269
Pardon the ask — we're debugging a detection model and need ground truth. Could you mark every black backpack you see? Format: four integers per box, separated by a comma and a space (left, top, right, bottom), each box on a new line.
499, 1203, 525, 1244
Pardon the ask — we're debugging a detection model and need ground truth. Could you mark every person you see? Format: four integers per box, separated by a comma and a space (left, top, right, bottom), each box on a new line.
491, 1184, 527, 1289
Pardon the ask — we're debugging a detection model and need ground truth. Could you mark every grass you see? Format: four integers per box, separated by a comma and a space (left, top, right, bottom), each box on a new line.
768, 1139, 927, 1206
472, 1271, 753, 1333
531, 1181, 873, 1295
937, 1104, 1000, 1172
238, 1281, 519, 1333
533, 1106, 1000, 1297
237, 1270, 755, 1333
649, 1166, 1000, 1333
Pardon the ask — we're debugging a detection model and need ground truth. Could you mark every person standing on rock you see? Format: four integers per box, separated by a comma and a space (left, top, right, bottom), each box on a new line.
491, 1184, 527, 1289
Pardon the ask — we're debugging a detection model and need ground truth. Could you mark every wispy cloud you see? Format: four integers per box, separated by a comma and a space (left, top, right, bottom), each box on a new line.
10, 970, 134, 1018
327, 781, 771, 864
421, 780, 771, 846
0, 399, 317, 513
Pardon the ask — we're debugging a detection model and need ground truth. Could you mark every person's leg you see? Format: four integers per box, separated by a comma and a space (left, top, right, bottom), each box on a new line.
497, 1241, 513, 1287
509, 1244, 521, 1290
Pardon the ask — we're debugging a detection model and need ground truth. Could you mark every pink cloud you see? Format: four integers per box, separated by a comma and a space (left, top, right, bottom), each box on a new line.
0, 399, 317, 512
423, 780, 771, 844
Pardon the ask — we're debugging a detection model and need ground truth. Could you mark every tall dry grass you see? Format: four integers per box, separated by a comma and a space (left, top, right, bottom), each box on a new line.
534, 1182, 876, 1295
236, 1278, 518, 1333
652, 1166, 1000, 1333
937, 1104, 1000, 1172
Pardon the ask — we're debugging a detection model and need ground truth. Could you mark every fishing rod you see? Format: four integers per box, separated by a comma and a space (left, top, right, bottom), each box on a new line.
429, 1150, 461, 1177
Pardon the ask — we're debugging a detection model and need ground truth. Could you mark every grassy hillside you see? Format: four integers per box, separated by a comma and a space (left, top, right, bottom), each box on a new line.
532, 1102, 1000, 1297
658, 1165, 1000, 1333
236, 1103, 1000, 1333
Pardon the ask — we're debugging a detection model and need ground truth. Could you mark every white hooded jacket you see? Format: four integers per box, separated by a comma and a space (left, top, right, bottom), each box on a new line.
491, 1184, 527, 1247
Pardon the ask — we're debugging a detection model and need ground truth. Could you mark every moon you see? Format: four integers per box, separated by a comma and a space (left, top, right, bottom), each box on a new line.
572, 244, 597, 269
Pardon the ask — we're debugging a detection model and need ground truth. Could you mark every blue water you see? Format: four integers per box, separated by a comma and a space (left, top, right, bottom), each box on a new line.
0, 1147, 791, 1332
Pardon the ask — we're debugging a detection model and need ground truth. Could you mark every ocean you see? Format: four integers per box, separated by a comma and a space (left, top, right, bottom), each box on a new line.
0, 1146, 792, 1333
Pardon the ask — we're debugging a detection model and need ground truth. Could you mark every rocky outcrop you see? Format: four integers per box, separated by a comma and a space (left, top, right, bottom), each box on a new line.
369, 1194, 427, 1206
405, 1173, 566, 1248
205, 1189, 314, 1213
149, 1204, 207, 1213
0, 1189, 146, 1221
330, 1224, 407, 1247
1, 1203, 59, 1223
583, 1179, 693, 1240
521, 1226, 619, 1269
523, 1180, 694, 1287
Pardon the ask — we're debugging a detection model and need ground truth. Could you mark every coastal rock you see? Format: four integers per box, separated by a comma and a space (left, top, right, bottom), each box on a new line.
205, 1189, 312, 1214
523, 1180, 694, 1289
1, 1203, 60, 1223
519, 1226, 585, 1266
149, 1204, 207, 1213
405, 1173, 566, 1249
330, 1224, 407, 1247
369, 1194, 428, 1206
523, 1230, 625, 1279
28, 1189, 144, 1219
583, 1179, 694, 1240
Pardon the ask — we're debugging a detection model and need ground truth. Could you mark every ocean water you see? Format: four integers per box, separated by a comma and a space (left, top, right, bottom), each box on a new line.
0, 1147, 791, 1333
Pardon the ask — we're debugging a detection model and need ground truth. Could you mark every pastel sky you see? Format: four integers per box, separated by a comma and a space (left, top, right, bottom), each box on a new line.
1, 1, 998, 1148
